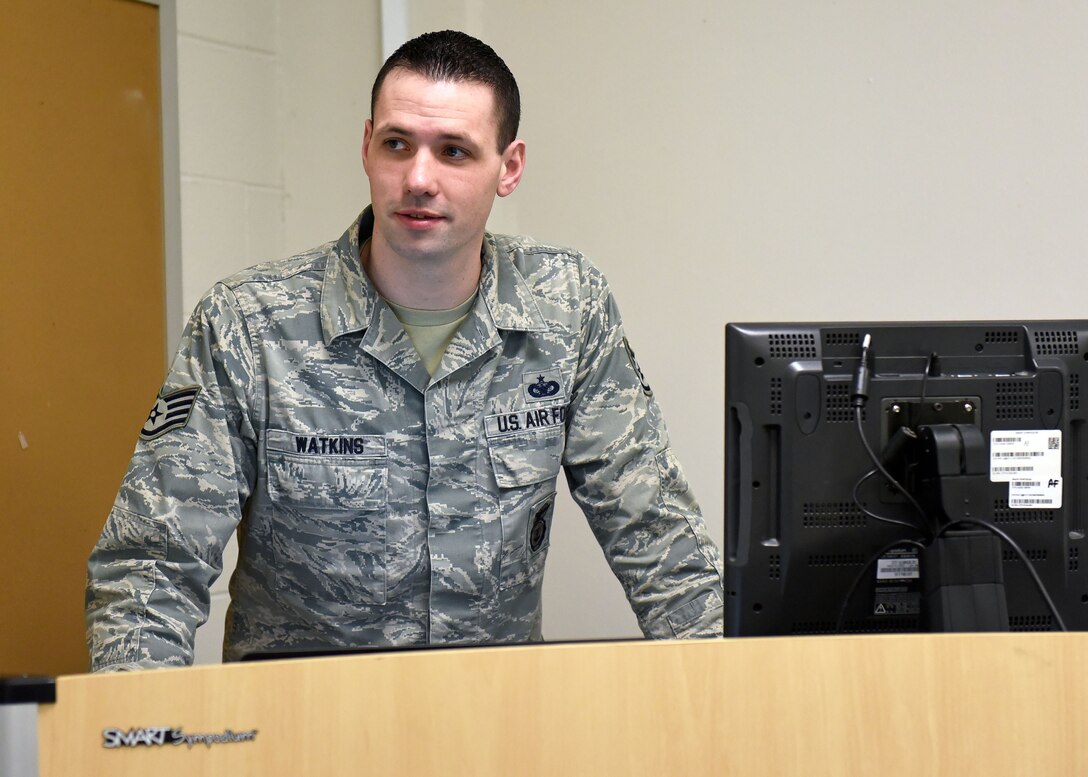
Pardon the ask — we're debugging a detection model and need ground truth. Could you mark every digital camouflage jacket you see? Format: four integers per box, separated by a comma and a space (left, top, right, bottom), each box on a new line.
86, 209, 724, 670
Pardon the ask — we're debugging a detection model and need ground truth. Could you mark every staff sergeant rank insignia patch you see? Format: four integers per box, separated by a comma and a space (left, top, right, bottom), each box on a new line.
140, 385, 201, 441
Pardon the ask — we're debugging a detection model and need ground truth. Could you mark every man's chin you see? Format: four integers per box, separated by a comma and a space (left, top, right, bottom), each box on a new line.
383, 237, 453, 264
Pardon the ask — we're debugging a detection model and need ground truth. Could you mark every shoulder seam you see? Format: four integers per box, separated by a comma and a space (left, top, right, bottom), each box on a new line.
221, 256, 329, 291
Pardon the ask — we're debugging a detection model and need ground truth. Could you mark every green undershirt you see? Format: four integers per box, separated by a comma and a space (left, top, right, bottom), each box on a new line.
386, 293, 477, 376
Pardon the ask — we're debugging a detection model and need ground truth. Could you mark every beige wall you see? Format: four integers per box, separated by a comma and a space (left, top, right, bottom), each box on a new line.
411, 0, 1088, 638
177, 1, 1088, 658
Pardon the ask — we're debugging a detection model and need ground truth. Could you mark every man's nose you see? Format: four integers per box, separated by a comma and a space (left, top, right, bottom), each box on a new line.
405, 151, 439, 196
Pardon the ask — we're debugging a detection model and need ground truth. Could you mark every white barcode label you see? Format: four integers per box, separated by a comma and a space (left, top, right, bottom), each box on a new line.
990, 430, 1062, 483
1008, 477, 1062, 509
876, 556, 920, 580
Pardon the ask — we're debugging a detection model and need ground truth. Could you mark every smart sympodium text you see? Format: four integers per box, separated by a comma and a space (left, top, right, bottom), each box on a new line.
102, 726, 258, 749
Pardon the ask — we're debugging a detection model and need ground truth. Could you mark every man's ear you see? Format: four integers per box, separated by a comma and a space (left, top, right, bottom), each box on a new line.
496, 139, 526, 198
361, 118, 374, 173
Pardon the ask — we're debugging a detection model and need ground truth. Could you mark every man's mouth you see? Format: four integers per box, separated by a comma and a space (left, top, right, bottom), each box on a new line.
396, 209, 443, 222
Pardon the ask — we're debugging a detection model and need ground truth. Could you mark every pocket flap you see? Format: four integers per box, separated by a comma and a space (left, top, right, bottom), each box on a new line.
487, 430, 563, 489
267, 450, 387, 511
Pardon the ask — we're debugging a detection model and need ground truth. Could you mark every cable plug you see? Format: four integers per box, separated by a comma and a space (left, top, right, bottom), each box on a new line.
851, 333, 872, 408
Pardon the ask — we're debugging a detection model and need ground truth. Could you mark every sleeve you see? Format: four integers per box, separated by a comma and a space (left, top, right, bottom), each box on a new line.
85, 283, 259, 671
562, 264, 724, 639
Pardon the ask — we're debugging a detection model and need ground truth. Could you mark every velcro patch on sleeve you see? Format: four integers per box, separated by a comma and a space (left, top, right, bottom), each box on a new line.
622, 336, 653, 397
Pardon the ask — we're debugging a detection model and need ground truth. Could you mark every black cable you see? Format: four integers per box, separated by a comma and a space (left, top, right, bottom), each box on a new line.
854, 407, 934, 536
919, 352, 936, 405
835, 538, 928, 634
849, 334, 933, 537
851, 468, 929, 531
939, 519, 1068, 632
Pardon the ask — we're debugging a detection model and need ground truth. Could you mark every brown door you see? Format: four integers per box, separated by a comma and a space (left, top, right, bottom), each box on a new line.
0, 0, 167, 675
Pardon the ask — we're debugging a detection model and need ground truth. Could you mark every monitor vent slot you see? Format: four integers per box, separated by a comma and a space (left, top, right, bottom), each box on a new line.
1002, 548, 1048, 564
825, 383, 864, 422
769, 377, 783, 416
1032, 329, 1079, 356
768, 553, 781, 580
824, 331, 862, 349
767, 332, 817, 360
791, 618, 919, 635
802, 502, 867, 528
1070, 546, 1080, 573
993, 499, 1055, 524
1009, 614, 1056, 632
984, 329, 1021, 345
995, 380, 1036, 420
1071, 373, 1081, 412
807, 553, 867, 567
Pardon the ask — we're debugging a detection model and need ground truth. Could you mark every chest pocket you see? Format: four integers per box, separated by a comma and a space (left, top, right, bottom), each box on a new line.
265, 430, 389, 612
486, 428, 563, 590
487, 429, 563, 489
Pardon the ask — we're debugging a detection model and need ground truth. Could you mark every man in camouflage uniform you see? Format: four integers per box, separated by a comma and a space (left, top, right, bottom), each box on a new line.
86, 30, 724, 671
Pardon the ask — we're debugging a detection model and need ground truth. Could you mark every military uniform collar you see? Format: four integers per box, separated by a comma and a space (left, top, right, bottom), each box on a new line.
479, 233, 549, 333
319, 208, 378, 345
320, 208, 548, 346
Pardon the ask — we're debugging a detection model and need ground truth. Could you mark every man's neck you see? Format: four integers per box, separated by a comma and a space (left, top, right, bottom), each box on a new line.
362, 237, 483, 311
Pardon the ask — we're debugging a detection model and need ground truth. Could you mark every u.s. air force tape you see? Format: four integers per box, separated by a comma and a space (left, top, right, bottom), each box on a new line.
484, 404, 567, 437
140, 385, 201, 441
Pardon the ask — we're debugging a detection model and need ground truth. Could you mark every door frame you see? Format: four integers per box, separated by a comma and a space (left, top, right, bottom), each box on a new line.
135, 0, 182, 362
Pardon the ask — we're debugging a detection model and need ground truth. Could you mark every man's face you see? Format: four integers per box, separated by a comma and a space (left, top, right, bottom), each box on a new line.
362, 69, 524, 269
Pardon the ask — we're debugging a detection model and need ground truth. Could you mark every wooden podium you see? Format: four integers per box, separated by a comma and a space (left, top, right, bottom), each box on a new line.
28, 633, 1088, 776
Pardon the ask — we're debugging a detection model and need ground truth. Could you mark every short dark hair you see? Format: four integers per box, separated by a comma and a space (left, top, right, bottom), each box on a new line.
371, 30, 521, 151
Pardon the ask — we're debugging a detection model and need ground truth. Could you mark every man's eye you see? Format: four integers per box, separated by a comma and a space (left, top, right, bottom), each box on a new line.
445, 146, 469, 160
384, 139, 407, 151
